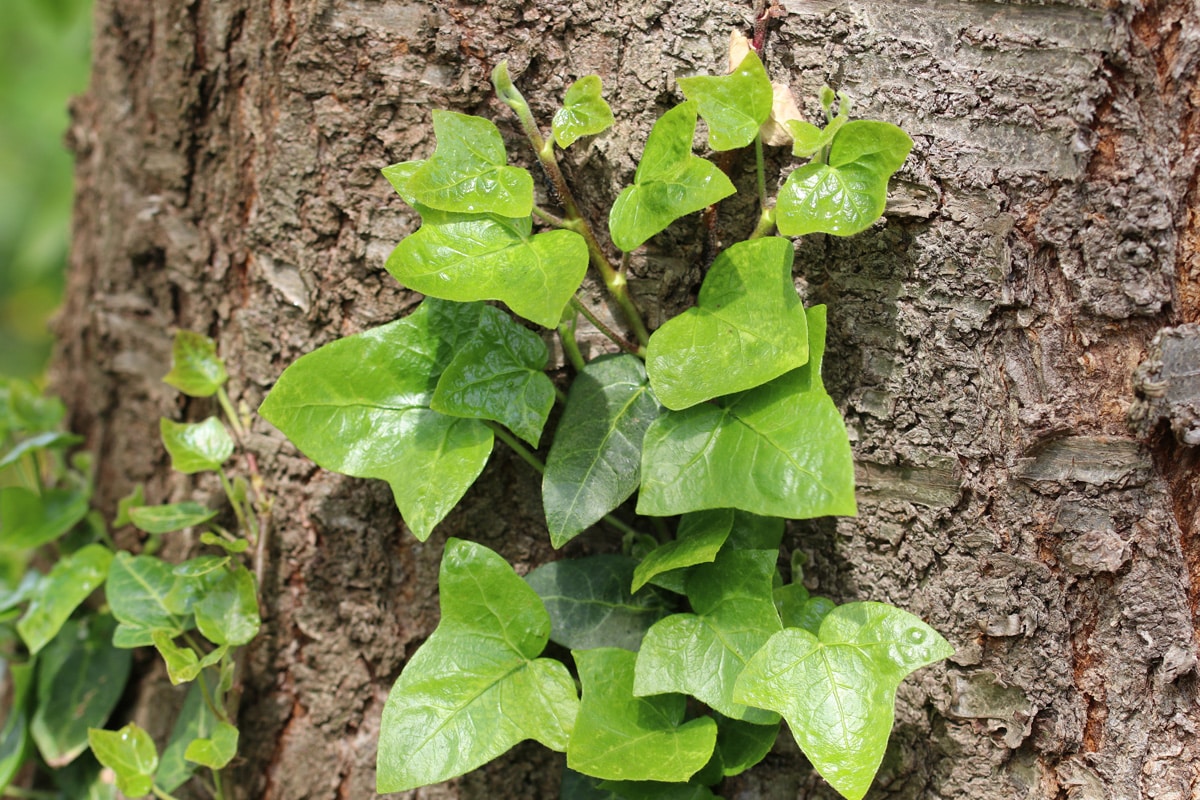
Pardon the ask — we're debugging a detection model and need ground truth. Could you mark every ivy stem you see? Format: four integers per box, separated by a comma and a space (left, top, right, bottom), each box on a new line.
217, 468, 252, 544
216, 387, 245, 439
212, 768, 227, 800
755, 133, 768, 213
748, 207, 777, 240
3, 788, 60, 799
557, 315, 587, 372
532, 204, 568, 228
569, 297, 643, 357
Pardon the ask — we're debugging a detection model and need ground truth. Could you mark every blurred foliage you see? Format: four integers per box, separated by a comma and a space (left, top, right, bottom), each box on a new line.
0, 0, 92, 378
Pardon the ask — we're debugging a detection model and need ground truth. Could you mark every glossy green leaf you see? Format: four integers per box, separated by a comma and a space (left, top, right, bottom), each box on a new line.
785, 120, 825, 158
646, 237, 808, 410
194, 565, 259, 647
776, 583, 835, 634
638, 306, 856, 520
0, 486, 88, 549
734, 602, 953, 800
525, 555, 673, 651
128, 502, 217, 534
164, 557, 229, 617
713, 714, 779, 777
377, 539, 579, 792
382, 159, 423, 205
776, 120, 912, 237
156, 682, 217, 792
106, 553, 186, 647
431, 305, 555, 445
406, 110, 534, 217
112, 484, 144, 528
160, 417, 233, 474
543, 355, 661, 546
163, 330, 228, 398
0, 431, 82, 470
678, 51, 773, 151
17, 544, 112, 655
608, 102, 736, 251
387, 209, 588, 328
0, 661, 33, 790
87, 723, 157, 798
259, 300, 495, 541
632, 509, 733, 593
553, 75, 615, 148
183, 721, 238, 769
568, 647, 716, 782
634, 549, 781, 723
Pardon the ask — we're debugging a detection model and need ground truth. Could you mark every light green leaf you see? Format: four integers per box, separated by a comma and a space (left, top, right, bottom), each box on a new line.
128, 502, 217, 534
183, 721, 238, 769
431, 305, 555, 446
646, 237, 808, 410
678, 51, 773, 151
0, 487, 88, 549
198, 532, 249, 554
406, 110, 534, 217
382, 159, 424, 206
785, 119, 825, 158
543, 355, 661, 547
553, 75, 615, 148
634, 549, 781, 723
776, 120, 912, 237
713, 714, 779, 777
163, 330, 228, 398
106, 553, 186, 647
525, 555, 674, 651
567, 647, 716, 782
18, 544, 112, 655
87, 723, 157, 798
156, 682, 217, 792
163, 560, 227, 617
193, 565, 260, 647
608, 102, 736, 252
632, 509, 733, 593
377, 539, 579, 792
0, 431, 82, 470
775, 584, 835, 634
734, 602, 953, 800
0, 661, 33, 790
160, 417, 233, 474
112, 484, 144, 528
151, 632, 200, 685
259, 299, 495, 541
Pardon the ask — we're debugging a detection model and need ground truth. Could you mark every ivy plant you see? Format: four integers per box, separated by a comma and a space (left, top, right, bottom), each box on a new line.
261, 38, 951, 800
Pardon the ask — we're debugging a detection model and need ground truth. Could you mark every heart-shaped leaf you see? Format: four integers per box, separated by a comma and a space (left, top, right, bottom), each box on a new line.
713, 714, 779, 777
106, 554, 188, 647
381, 159, 423, 206
17, 544, 112, 655
87, 723, 157, 798
631, 509, 733, 593
163, 331, 227, 398
377, 539, 578, 792
128, 502, 216, 535
183, 721, 238, 769
775, 583, 835, 634
646, 237, 808, 410
159, 417, 233, 475
678, 51, 773, 151
0, 487, 88, 549
193, 565, 259, 647
734, 602, 953, 800
608, 102, 736, 252
553, 75, 615, 148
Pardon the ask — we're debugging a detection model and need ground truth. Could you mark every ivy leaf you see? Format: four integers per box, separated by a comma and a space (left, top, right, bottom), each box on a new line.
646, 237, 808, 410
567, 647, 716, 782
199, 532, 249, 554
631, 509, 733, 593
17, 544, 112, 655
112, 484, 144, 528
87, 723, 158, 798
543, 355, 661, 547
386, 209, 588, 328
159, 417, 234, 474
0, 431, 82, 470
163, 330, 227, 398
183, 721, 238, 769
151, 632, 226, 685
406, 110, 534, 217
775, 583, 835, 634
553, 75, 616, 148
259, 300, 495, 541
600, 780, 721, 800
0, 487, 89, 549
156, 682, 217, 792
713, 714, 779, 777
431, 305, 556, 446
381, 159, 424, 206
106, 553, 187, 647
634, 549, 782, 724
525, 555, 674, 651
638, 306, 855, 519
608, 102, 736, 252
734, 602, 953, 800
678, 51, 774, 151
128, 502, 217, 534
0, 661, 33, 790
377, 539, 579, 793
193, 565, 259, 647
776, 120, 912, 237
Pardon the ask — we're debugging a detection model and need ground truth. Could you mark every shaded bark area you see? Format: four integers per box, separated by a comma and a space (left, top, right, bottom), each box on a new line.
56, 0, 1199, 798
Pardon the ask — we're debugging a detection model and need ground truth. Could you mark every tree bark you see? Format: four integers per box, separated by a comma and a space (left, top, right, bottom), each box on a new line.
57, 0, 1200, 797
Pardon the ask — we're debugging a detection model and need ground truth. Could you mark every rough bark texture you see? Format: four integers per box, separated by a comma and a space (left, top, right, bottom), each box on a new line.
57, 0, 1200, 798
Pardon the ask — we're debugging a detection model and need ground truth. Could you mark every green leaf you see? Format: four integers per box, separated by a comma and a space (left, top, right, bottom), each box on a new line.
163, 330, 228, 398
734, 602, 953, 800
128, 502, 217, 534
156, 682, 217, 792
199, 532, 249, 554
406, 110, 534, 217
608, 102, 736, 252
183, 721, 238, 769
637, 306, 856, 520
430, 305, 556, 446
259, 299, 495, 541
600, 781, 721, 800
163, 560, 227, 617
776, 120, 912, 237
0, 661, 33, 790
87, 723, 157, 798
387, 209, 588, 329
775, 584, 835, 634
193, 565, 260, 647
106, 553, 186, 647
785, 119, 826, 158
377, 539, 579, 792
382, 159, 424, 206
678, 51, 773, 151
632, 509, 733, 593
724, 511, 786, 551
159, 417, 233, 474
17, 544, 112, 655
0, 487, 89, 549
543, 355, 661, 547
52, 752, 118, 800
151, 632, 200, 684
713, 714, 779, 777
525, 555, 673, 651
553, 75, 615, 148
567, 647, 716, 782
112, 484, 144, 528
634, 549, 781, 723
0, 431, 82, 470
646, 237, 808, 410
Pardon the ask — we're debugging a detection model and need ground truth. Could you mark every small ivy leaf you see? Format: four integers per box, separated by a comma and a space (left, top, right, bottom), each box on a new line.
567, 647, 716, 782
631, 509, 733, 593
634, 549, 782, 724
198, 532, 250, 554
17, 544, 112, 655
106, 553, 187, 648
173, 555, 230, 578
0, 431, 83, 470
150, 632, 200, 685
193, 565, 260, 647
183, 721, 238, 769
776, 584, 835, 634
713, 713, 779, 778
678, 51, 774, 151
525, 555, 674, 651
608, 102, 736, 252
112, 484, 145, 528
163, 330, 228, 398
87, 723, 158, 798
259, 299, 495, 541
784, 120, 825, 158
406, 110, 534, 217
128, 502, 217, 535
164, 559, 228, 617
542, 355, 661, 547
0, 661, 34, 790
387, 209, 588, 329
381, 159, 424, 206
431, 305, 556, 446
0, 486, 89, 549
776, 120, 913, 237
156, 682, 217, 792
377, 539, 579, 793
646, 237, 808, 410
159, 417, 234, 474
733, 602, 953, 800
553, 75, 615, 148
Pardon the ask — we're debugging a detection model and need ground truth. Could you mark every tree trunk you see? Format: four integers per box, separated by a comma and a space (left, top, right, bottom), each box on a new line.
56, 0, 1200, 797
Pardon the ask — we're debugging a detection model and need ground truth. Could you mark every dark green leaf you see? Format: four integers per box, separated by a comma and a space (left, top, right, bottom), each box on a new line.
193, 565, 259, 647
553, 75, 615, 148
163, 330, 228, 398
159, 417, 233, 474
678, 51, 773, 151
0, 487, 88, 549
183, 721, 238, 769
18, 543, 111, 655
714, 714, 779, 777
776, 584, 834, 634
106, 553, 186, 647
156, 681, 217, 792
128, 502, 217, 534
87, 723, 157, 798
600, 781, 721, 800
0, 661, 33, 790
51, 752, 118, 800
724, 511, 785, 551
632, 509, 733, 593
